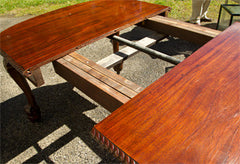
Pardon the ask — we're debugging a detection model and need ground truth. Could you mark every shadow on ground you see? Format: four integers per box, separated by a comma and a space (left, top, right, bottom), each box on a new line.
117, 26, 200, 76
120, 26, 200, 57
1, 82, 120, 163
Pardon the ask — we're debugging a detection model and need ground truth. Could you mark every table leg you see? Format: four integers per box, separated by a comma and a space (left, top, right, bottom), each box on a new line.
3, 60, 41, 122
159, 10, 169, 17
112, 32, 123, 74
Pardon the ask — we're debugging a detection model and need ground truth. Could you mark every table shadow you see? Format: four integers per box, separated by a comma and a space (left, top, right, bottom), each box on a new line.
1, 82, 120, 163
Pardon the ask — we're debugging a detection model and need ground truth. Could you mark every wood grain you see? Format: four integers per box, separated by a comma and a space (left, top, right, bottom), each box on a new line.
139, 15, 221, 45
93, 22, 240, 163
0, 0, 169, 76
53, 52, 143, 112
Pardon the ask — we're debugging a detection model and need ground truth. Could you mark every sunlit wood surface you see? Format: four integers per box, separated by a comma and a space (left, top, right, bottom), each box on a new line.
0, 0, 169, 76
93, 22, 240, 164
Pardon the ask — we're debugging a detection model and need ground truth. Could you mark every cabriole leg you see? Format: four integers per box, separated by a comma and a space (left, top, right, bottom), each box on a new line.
3, 59, 41, 122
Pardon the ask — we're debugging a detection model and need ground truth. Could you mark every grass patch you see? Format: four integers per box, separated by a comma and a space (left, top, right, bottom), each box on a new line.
0, 0, 238, 19
0, 0, 89, 16
145, 0, 237, 21
150, 0, 192, 20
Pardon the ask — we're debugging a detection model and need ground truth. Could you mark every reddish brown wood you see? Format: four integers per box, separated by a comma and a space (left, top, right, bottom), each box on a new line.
112, 32, 120, 54
0, 0, 170, 76
53, 52, 143, 112
27, 68, 44, 87
139, 15, 221, 45
3, 60, 41, 122
112, 32, 122, 74
93, 22, 240, 163
68, 52, 143, 93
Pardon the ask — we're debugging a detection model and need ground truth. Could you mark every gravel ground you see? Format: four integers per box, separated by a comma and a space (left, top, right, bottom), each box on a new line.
0, 16, 202, 163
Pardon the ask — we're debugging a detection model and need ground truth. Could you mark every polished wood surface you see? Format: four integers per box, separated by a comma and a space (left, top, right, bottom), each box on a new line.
93, 22, 240, 163
0, 0, 169, 76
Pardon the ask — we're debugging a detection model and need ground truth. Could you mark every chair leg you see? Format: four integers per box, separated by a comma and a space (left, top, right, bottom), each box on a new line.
3, 59, 41, 122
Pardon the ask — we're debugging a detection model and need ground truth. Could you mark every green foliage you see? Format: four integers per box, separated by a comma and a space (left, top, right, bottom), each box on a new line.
0, 0, 234, 20
0, 0, 89, 16
146, 0, 226, 21
154, 0, 192, 20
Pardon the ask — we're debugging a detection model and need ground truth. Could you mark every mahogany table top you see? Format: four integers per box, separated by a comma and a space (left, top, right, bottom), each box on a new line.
92, 22, 240, 163
0, 0, 169, 76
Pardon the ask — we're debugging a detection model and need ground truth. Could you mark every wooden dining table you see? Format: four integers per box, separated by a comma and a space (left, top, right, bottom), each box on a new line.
0, 0, 170, 76
0, 0, 170, 121
92, 22, 240, 164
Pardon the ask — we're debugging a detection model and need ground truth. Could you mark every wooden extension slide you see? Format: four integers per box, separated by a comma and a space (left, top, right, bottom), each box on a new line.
53, 52, 144, 112
139, 15, 221, 45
